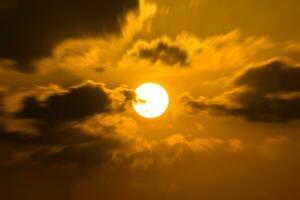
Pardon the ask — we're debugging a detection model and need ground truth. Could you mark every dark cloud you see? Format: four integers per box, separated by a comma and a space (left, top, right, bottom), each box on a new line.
0, 123, 125, 167
234, 61, 300, 93
129, 39, 189, 66
183, 60, 300, 122
0, 0, 139, 72
15, 81, 133, 124
0, 81, 135, 167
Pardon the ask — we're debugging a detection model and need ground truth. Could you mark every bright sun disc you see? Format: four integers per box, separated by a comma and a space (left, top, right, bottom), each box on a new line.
132, 83, 169, 118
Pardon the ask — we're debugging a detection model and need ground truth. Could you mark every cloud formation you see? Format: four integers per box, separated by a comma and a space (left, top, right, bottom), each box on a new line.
0, 81, 137, 167
181, 60, 300, 122
127, 36, 190, 66
0, 79, 225, 170
0, 0, 139, 72
0, 80, 237, 169
15, 81, 134, 124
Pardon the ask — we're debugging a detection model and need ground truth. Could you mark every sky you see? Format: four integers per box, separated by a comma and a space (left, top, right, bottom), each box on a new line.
1, 0, 300, 199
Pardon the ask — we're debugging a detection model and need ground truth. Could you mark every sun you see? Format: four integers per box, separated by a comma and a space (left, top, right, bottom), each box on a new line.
132, 83, 169, 118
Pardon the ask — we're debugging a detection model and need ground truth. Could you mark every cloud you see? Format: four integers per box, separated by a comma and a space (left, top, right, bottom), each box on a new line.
181, 60, 300, 122
127, 36, 190, 66
190, 30, 273, 70
0, 0, 140, 72
120, 30, 272, 75
31, 138, 123, 166
114, 134, 239, 169
0, 80, 226, 169
22, 114, 138, 167
0, 81, 136, 167
27, 0, 157, 73
75, 114, 138, 139
0, 116, 230, 168
0, 126, 125, 168
0, 79, 232, 168
234, 60, 300, 93
15, 81, 134, 124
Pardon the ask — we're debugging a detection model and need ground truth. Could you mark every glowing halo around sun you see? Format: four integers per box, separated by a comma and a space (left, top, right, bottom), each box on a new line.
132, 83, 169, 118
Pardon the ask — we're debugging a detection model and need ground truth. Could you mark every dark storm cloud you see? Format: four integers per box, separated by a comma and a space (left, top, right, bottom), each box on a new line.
183, 60, 300, 122
129, 39, 189, 66
0, 0, 139, 72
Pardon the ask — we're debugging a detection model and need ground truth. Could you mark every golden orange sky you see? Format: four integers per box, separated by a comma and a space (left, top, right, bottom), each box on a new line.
0, 0, 300, 199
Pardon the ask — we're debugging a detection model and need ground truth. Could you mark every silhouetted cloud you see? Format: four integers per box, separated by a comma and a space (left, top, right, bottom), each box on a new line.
0, 81, 136, 167
15, 81, 134, 124
182, 60, 300, 122
234, 60, 300, 93
0, 0, 139, 72
128, 37, 189, 66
